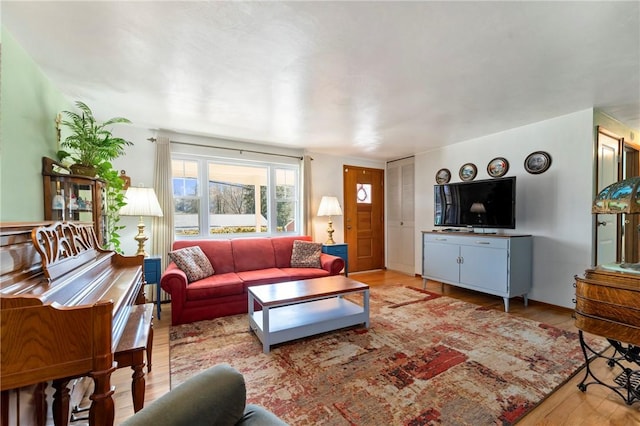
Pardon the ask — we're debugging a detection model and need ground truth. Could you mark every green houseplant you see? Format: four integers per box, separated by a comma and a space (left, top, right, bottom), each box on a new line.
58, 101, 133, 252
59, 101, 132, 177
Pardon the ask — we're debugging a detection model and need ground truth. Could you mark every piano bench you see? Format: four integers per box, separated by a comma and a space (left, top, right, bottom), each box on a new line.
115, 303, 154, 413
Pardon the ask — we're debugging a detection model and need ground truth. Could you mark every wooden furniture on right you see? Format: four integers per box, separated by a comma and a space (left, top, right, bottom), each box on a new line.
248, 275, 370, 353
574, 266, 640, 404
422, 231, 532, 312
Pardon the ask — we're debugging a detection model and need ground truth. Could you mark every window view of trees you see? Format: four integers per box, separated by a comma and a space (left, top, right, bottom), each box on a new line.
172, 157, 299, 237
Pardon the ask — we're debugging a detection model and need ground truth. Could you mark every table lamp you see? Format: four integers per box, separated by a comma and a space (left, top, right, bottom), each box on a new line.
317, 196, 343, 245
592, 176, 640, 271
119, 186, 164, 257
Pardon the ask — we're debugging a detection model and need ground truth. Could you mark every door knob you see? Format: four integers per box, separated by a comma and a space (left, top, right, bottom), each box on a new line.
597, 221, 607, 227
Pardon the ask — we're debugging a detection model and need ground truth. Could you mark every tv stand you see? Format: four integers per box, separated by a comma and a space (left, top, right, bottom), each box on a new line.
421, 231, 532, 312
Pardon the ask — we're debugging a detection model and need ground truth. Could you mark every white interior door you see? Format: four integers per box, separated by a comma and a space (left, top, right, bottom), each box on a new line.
595, 130, 621, 265
387, 158, 415, 274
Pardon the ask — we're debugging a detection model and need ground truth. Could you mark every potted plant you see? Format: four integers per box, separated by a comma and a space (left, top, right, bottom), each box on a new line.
58, 101, 132, 177
57, 101, 133, 253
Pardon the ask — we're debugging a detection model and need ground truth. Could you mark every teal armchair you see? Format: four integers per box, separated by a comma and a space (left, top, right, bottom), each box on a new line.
121, 364, 287, 426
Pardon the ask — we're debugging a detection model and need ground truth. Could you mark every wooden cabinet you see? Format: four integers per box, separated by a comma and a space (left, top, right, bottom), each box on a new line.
42, 157, 106, 245
422, 231, 532, 312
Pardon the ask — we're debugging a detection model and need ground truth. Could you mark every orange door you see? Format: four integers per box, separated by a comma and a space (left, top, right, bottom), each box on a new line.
343, 165, 385, 272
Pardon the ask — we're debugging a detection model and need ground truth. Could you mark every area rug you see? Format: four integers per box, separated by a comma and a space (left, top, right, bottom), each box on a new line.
170, 285, 604, 425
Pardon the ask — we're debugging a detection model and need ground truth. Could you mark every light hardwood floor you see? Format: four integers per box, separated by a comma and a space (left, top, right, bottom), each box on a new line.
113, 270, 640, 425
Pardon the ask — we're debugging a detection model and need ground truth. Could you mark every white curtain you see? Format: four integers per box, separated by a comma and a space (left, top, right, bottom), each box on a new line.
303, 154, 314, 239
151, 135, 174, 269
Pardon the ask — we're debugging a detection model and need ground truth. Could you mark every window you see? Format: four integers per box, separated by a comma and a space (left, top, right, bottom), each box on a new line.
172, 156, 300, 238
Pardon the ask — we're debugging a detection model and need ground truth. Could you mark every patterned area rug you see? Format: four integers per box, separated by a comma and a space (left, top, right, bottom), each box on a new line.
170, 285, 601, 425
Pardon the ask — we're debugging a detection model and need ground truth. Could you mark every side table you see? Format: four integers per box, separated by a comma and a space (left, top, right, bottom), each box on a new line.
322, 243, 348, 276
144, 256, 162, 319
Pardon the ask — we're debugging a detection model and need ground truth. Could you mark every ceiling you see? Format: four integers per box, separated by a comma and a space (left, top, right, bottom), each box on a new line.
3, 1, 639, 161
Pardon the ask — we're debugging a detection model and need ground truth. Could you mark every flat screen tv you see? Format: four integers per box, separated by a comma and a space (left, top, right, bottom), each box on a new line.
434, 176, 516, 229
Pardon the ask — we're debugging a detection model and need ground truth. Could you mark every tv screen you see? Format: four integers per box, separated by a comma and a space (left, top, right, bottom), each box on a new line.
434, 177, 516, 229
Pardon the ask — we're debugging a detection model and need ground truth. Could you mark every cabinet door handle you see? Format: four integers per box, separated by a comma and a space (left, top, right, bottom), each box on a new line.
476, 241, 491, 245
435, 238, 447, 241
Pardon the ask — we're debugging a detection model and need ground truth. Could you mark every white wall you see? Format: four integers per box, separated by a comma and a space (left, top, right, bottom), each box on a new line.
110, 126, 157, 256
415, 109, 595, 308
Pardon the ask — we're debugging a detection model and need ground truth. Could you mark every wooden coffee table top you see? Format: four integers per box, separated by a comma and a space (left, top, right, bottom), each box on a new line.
248, 275, 369, 307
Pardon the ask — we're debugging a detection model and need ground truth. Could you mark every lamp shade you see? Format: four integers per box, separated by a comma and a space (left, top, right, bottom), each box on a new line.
592, 176, 640, 215
119, 187, 164, 217
470, 202, 486, 214
317, 196, 343, 217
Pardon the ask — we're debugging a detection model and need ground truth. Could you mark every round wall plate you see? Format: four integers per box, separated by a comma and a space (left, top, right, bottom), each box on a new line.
487, 157, 509, 178
435, 168, 451, 184
524, 151, 552, 174
459, 163, 477, 181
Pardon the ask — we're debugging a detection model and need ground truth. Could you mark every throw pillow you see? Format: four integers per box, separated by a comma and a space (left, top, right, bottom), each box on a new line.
290, 240, 322, 268
168, 246, 215, 283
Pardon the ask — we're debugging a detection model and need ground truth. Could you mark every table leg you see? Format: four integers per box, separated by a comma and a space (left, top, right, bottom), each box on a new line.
262, 306, 270, 353
248, 291, 255, 331
364, 289, 370, 328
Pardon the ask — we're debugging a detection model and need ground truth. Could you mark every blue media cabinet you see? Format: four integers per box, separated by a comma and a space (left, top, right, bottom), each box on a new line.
144, 256, 162, 319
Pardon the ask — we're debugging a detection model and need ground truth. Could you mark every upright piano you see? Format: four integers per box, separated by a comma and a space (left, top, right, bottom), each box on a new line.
1, 222, 145, 426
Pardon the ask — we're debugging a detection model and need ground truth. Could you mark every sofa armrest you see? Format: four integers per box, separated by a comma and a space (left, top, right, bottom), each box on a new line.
160, 263, 188, 305
320, 253, 345, 275
120, 364, 247, 426
160, 263, 187, 293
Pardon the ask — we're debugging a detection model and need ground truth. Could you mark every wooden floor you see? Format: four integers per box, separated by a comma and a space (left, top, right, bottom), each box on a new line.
112, 270, 640, 425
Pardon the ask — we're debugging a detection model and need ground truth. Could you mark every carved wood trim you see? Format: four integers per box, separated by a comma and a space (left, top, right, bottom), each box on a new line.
31, 222, 100, 281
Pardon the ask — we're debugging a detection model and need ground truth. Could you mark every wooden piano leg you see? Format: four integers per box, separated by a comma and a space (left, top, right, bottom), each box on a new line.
130, 352, 146, 412
89, 366, 115, 426
35, 382, 48, 426
146, 318, 154, 373
52, 379, 70, 426
1, 390, 9, 426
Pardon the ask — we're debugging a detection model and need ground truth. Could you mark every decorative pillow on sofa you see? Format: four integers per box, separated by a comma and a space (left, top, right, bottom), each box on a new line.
168, 246, 215, 283
290, 240, 322, 268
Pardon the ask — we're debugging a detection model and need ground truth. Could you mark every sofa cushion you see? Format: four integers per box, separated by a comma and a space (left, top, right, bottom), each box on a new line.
186, 273, 244, 301
237, 268, 290, 287
173, 239, 236, 275
281, 267, 330, 280
232, 238, 276, 272
290, 240, 322, 268
169, 246, 215, 283
271, 235, 312, 268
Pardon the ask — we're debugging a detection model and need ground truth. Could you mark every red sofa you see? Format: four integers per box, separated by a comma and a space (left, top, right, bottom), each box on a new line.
161, 236, 345, 325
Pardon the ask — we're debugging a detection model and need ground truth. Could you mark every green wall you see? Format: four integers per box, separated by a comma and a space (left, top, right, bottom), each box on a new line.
0, 29, 71, 222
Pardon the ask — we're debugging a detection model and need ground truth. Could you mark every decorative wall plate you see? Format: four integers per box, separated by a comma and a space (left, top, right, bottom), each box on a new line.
524, 151, 552, 174
459, 163, 477, 181
435, 168, 451, 184
487, 157, 509, 178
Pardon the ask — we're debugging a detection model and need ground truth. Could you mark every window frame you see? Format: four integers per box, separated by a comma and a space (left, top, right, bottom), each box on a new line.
171, 153, 301, 239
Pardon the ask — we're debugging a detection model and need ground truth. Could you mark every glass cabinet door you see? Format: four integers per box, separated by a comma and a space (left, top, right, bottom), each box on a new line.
43, 157, 105, 245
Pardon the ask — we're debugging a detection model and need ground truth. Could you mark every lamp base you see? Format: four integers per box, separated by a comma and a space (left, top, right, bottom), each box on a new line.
134, 217, 149, 257
325, 219, 335, 245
